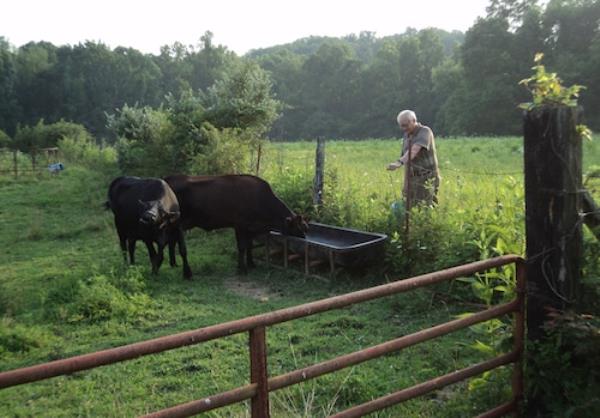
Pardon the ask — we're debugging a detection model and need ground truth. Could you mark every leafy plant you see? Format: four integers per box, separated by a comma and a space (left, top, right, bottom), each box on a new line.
526, 309, 600, 417
577, 124, 593, 142
518, 53, 585, 111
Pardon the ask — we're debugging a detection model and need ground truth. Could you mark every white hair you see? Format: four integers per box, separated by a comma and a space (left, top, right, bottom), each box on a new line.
397, 110, 417, 125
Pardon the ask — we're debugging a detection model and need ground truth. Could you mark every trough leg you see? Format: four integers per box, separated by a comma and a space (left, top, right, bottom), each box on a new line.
329, 250, 335, 278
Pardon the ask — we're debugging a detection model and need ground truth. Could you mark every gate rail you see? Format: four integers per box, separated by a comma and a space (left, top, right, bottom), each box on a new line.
0, 255, 525, 417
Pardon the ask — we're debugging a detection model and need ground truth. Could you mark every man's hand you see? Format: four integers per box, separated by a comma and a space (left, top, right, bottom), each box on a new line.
387, 161, 403, 171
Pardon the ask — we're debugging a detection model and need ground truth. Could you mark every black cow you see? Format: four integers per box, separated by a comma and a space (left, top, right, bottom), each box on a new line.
106, 176, 192, 279
164, 174, 308, 274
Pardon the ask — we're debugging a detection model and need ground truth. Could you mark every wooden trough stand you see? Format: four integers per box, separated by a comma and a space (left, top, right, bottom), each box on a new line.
264, 222, 387, 278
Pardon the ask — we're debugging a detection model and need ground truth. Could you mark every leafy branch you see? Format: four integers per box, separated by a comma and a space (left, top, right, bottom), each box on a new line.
519, 53, 593, 141
519, 53, 585, 110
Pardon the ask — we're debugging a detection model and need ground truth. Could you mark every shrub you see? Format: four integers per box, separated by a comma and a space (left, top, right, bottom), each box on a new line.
526, 310, 600, 417
0, 317, 58, 354
58, 136, 117, 173
0, 129, 12, 148
13, 119, 92, 152
189, 123, 252, 174
44, 268, 153, 323
108, 104, 175, 176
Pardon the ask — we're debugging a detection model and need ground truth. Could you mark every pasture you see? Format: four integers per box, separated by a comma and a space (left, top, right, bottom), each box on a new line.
1, 136, 599, 417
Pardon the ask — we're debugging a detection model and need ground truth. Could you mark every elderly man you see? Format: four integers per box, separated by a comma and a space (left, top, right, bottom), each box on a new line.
387, 110, 440, 206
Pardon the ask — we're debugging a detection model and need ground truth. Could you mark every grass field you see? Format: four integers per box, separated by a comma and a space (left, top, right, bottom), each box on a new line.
0, 136, 598, 417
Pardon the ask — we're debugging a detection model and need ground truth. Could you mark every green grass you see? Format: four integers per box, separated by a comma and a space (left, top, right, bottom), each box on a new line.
1, 136, 599, 417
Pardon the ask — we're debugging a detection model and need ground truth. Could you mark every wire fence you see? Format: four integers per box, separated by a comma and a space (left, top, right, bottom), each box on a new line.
0, 148, 62, 177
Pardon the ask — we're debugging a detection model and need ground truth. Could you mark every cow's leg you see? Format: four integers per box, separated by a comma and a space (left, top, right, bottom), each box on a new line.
115, 221, 128, 263
144, 240, 159, 274
168, 239, 177, 267
176, 229, 193, 279
234, 228, 248, 275
246, 233, 256, 269
128, 239, 136, 264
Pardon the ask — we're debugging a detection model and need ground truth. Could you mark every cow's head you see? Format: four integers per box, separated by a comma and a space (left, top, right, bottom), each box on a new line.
138, 200, 180, 229
284, 214, 309, 238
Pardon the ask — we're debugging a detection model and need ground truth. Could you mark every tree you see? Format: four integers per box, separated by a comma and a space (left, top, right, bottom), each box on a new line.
0, 37, 20, 135
453, 17, 522, 134
487, 0, 541, 29
202, 60, 281, 133
298, 41, 363, 138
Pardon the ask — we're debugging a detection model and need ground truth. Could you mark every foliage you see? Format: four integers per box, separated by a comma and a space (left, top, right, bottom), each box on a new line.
58, 136, 117, 173
577, 124, 593, 141
0, 317, 58, 355
189, 123, 252, 175
0, 129, 11, 148
526, 309, 600, 417
107, 104, 175, 176
519, 52, 586, 110
2, 1, 600, 139
202, 60, 281, 134
108, 63, 280, 176
13, 119, 92, 152
44, 267, 154, 323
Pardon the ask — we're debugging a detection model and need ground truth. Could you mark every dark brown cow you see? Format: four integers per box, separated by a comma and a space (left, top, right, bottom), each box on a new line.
106, 176, 192, 279
164, 174, 308, 274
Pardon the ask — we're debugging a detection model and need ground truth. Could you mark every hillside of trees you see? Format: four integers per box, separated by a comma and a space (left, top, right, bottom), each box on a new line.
1, 0, 599, 141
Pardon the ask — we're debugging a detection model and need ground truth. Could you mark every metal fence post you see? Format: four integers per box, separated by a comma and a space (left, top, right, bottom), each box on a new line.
250, 327, 269, 418
512, 260, 526, 415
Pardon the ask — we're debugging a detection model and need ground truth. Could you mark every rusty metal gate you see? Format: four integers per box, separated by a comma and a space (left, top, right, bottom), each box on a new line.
0, 255, 525, 417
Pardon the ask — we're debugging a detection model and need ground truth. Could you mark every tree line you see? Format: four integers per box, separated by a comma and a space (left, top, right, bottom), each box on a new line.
0, 0, 599, 142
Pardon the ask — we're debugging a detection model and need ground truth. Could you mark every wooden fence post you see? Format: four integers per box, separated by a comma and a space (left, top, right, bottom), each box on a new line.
313, 137, 325, 206
524, 106, 583, 415
524, 105, 583, 339
255, 141, 263, 176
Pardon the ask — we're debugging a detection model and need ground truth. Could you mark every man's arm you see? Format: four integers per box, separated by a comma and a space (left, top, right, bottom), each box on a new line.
387, 143, 422, 170
399, 143, 422, 164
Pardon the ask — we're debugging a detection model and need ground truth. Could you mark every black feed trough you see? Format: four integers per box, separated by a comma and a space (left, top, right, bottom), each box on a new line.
265, 222, 387, 277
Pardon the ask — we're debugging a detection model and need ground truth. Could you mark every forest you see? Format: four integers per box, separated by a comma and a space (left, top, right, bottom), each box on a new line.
1, 0, 599, 142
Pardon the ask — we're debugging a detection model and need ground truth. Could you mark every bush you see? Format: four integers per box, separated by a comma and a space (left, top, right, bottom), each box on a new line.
58, 136, 117, 173
108, 104, 175, 176
44, 267, 154, 323
526, 310, 600, 417
13, 119, 92, 152
108, 69, 281, 177
268, 166, 314, 216
0, 317, 58, 354
0, 129, 12, 148
190, 123, 254, 175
